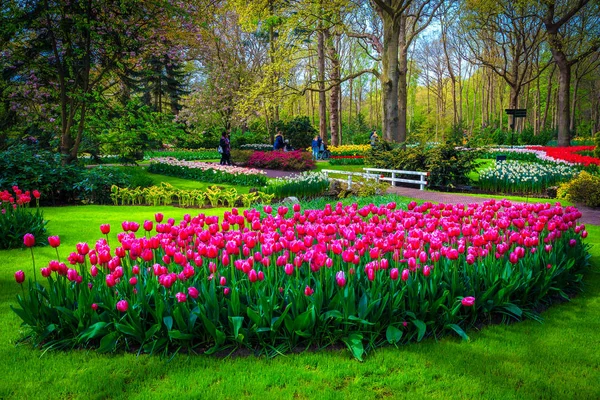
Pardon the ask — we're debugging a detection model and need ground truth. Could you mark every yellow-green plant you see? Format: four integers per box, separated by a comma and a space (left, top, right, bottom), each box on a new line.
558, 171, 600, 207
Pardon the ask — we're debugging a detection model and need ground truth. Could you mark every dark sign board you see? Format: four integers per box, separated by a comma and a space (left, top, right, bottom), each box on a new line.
505, 109, 527, 117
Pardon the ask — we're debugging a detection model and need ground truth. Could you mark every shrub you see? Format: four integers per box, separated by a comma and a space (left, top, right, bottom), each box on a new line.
558, 171, 600, 207
0, 187, 47, 249
275, 116, 317, 150
595, 133, 600, 158
367, 143, 479, 188
11, 201, 590, 359
240, 144, 273, 151
230, 150, 254, 166
246, 150, 315, 171
0, 144, 83, 204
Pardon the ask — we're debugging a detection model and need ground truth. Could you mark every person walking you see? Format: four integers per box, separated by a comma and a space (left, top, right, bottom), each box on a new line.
370, 131, 379, 148
219, 132, 232, 165
273, 131, 284, 151
311, 135, 320, 160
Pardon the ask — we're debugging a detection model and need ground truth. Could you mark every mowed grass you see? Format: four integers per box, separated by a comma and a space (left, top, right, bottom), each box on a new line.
0, 204, 599, 399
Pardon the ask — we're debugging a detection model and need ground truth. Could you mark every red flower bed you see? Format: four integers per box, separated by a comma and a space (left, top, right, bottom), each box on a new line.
527, 145, 600, 166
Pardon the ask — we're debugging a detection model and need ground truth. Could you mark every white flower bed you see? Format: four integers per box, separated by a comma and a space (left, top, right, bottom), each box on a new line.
149, 157, 267, 176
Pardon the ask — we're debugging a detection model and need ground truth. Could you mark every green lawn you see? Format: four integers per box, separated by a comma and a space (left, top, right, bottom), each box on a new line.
315, 162, 366, 173
1, 202, 599, 399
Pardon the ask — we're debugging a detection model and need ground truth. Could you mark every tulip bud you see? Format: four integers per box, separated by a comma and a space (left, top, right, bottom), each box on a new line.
14, 270, 25, 284
116, 300, 129, 312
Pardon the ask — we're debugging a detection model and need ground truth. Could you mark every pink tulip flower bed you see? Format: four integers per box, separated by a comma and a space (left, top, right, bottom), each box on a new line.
12, 200, 590, 359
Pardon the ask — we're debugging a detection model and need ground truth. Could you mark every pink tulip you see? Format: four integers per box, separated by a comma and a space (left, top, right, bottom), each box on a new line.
100, 224, 110, 235
155, 213, 164, 223
423, 265, 431, 277
390, 268, 399, 280
91, 303, 98, 311
14, 270, 25, 284
401, 269, 410, 282
41, 267, 51, 278
90, 265, 99, 277
461, 296, 475, 307
23, 233, 35, 247
335, 271, 346, 287
219, 276, 227, 286
176, 292, 187, 303
116, 300, 129, 312
129, 277, 137, 285
248, 269, 258, 282
223, 287, 231, 296
188, 286, 199, 299
143, 220, 153, 231
76, 242, 90, 255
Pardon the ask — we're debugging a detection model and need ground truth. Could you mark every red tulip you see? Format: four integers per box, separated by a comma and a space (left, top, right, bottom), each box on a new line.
129, 277, 137, 285
304, 286, 314, 296
390, 268, 399, 281
23, 233, 35, 247
48, 236, 60, 248
116, 300, 129, 312
76, 242, 90, 255
91, 303, 98, 311
248, 269, 258, 282
423, 265, 431, 277
219, 276, 227, 286
461, 296, 476, 307
155, 213, 164, 223
100, 224, 110, 235
41, 267, 51, 278
223, 287, 231, 296
14, 270, 25, 284
32, 190, 41, 199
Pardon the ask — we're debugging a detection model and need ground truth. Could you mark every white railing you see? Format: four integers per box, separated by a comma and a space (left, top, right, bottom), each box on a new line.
363, 168, 428, 190
321, 169, 379, 189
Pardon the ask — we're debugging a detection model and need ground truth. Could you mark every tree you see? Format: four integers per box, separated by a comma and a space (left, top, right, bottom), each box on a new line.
540, 0, 600, 146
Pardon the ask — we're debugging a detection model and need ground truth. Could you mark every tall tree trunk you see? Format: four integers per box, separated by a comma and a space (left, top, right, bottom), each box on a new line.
326, 30, 341, 146
397, 15, 408, 143
555, 58, 571, 146
317, 28, 328, 143
570, 73, 581, 132
380, 13, 400, 142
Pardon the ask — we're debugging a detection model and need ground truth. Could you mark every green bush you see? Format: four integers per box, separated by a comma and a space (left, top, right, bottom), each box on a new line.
73, 167, 153, 205
275, 116, 317, 150
230, 150, 254, 166
144, 149, 220, 161
595, 132, 600, 159
367, 143, 479, 187
558, 171, 600, 207
0, 144, 83, 203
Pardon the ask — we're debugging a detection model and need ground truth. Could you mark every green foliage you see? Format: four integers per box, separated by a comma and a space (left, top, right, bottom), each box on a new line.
144, 149, 220, 161
110, 183, 273, 207
0, 144, 83, 203
367, 143, 480, 187
89, 101, 187, 162
341, 113, 371, 145
558, 171, 600, 207
595, 132, 600, 158
329, 157, 365, 165
480, 150, 540, 162
275, 116, 317, 150
73, 167, 154, 205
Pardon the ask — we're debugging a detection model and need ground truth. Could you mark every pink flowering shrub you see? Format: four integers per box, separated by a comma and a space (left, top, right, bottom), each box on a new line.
246, 150, 315, 171
12, 200, 590, 359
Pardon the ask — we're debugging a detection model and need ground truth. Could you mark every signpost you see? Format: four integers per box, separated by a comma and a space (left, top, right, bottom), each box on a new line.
505, 109, 527, 146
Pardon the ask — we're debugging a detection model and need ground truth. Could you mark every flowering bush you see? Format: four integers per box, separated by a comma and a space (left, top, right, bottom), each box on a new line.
0, 186, 47, 249
147, 158, 268, 186
479, 161, 577, 194
145, 149, 220, 161
558, 171, 600, 207
12, 200, 589, 359
245, 150, 315, 171
264, 172, 330, 198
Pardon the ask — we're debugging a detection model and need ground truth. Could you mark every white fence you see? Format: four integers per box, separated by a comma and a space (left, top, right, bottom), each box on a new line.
320, 169, 379, 189
363, 168, 428, 190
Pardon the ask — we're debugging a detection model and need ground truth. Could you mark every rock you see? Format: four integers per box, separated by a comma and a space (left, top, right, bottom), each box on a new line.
283, 196, 300, 204
547, 186, 558, 199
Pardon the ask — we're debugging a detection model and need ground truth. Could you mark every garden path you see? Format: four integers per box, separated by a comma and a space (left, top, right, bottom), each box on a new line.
260, 169, 600, 225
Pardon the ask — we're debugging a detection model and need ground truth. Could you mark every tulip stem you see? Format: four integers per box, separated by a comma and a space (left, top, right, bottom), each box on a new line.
55, 247, 61, 262
30, 247, 37, 282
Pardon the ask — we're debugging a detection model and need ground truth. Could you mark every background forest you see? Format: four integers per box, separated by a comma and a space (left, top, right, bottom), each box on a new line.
1, 0, 599, 161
